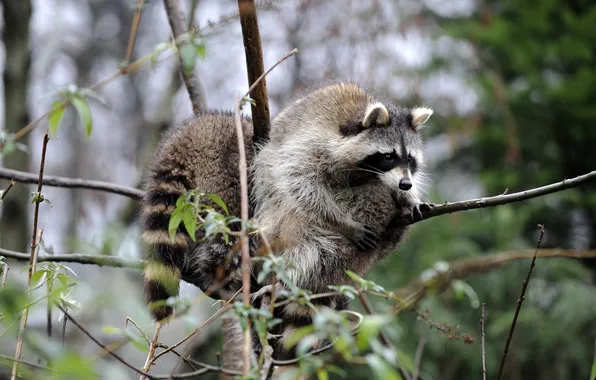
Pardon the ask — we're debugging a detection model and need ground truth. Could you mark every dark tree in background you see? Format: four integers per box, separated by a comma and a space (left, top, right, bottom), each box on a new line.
0, 0, 32, 252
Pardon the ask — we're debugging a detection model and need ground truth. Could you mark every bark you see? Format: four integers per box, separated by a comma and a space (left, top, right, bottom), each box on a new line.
0, 0, 33, 252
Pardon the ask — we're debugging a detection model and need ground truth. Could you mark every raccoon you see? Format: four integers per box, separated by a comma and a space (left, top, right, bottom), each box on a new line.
140, 82, 432, 365
251, 82, 432, 359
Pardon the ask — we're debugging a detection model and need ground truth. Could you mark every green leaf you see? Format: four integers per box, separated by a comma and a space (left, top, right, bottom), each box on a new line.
284, 325, 315, 349
206, 193, 229, 215
71, 96, 93, 137
49, 101, 66, 138
182, 209, 197, 242
179, 44, 198, 76
366, 354, 401, 380
168, 210, 183, 243
30, 270, 48, 288
357, 315, 391, 351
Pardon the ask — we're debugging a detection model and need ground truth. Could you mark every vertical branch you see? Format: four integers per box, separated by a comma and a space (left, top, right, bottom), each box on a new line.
496, 225, 545, 380
140, 323, 162, 380
238, 0, 271, 146
481, 303, 487, 380
163, 0, 207, 114
234, 94, 252, 375
0, 0, 32, 253
11, 130, 49, 380
124, 0, 146, 63
0, 262, 8, 289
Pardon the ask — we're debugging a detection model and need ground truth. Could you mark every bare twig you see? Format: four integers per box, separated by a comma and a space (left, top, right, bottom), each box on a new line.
125, 0, 146, 63
0, 248, 145, 269
412, 338, 426, 380
481, 303, 487, 380
238, 0, 271, 146
0, 262, 8, 289
243, 48, 298, 99
163, 0, 206, 114
11, 130, 50, 380
496, 225, 545, 380
140, 322, 162, 380
234, 92, 252, 375
0, 179, 15, 200
0, 354, 54, 372
13, 36, 173, 142
0, 167, 143, 199
402, 170, 596, 225
57, 305, 155, 379
152, 287, 243, 364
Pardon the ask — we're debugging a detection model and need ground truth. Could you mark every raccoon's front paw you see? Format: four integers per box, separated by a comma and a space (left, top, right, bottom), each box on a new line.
411, 202, 433, 221
348, 224, 380, 251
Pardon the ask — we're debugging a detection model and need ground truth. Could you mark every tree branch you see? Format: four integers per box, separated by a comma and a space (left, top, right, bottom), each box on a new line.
0, 167, 143, 199
163, 0, 207, 114
238, 0, 271, 146
403, 170, 596, 225
496, 225, 545, 380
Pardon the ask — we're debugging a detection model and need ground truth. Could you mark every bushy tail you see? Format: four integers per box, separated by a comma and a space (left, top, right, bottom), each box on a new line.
141, 171, 193, 321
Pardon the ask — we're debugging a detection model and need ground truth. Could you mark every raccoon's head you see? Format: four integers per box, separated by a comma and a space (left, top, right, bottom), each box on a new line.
332, 95, 432, 203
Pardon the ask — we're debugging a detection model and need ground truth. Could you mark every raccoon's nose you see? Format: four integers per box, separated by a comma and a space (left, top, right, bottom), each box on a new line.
399, 178, 412, 191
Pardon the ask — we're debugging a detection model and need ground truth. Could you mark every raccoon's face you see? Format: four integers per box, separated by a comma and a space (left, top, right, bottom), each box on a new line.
337, 102, 432, 200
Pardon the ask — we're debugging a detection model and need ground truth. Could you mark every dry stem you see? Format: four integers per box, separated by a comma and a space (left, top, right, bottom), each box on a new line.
481, 303, 487, 380
11, 130, 50, 380
140, 322, 162, 380
496, 225, 545, 380
125, 0, 146, 63
0, 179, 15, 200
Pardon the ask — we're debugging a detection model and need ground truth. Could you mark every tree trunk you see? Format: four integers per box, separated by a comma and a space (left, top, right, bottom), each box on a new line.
0, 0, 33, 252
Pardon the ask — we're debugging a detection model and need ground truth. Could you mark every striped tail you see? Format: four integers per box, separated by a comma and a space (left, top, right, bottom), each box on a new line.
141, 171, 193, 321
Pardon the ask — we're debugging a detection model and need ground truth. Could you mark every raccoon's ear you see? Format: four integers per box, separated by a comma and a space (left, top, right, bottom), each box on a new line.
411, 107, 433, 130
363, 103, 390, 128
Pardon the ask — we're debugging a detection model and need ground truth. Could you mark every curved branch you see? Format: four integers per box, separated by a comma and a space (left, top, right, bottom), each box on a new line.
392, 248, 596, 312
0, 167, 143, 199
403, 170, 596, 225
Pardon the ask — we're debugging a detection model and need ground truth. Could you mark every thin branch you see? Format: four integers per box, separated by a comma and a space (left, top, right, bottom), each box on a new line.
163, 0, 206, 114
391, 248, 595, 313
152, 287, 243, 363
243, 48, 297, 99
0, 179, 15, 200
57, 305, 155, 379
2, 168, 594, 222
234, 93, 252, 376
125, 0, 146, 63
0, 167, 143, 199
12, 36, 171, 142
140, 322, 162, 380
0, 262, 8, 289
0, 248, 145, 270
11, 130, 49, 380
481, 303, 487, 380
402, 170, 596, 225
238, 0, 271, 146
0, 354, 54, 372
496, 225, 545, 380
412, 338, 426, 380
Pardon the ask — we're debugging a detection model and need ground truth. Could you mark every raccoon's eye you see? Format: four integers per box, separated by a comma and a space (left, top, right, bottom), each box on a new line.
384, 153, 393, 161
407, 154, 413, 162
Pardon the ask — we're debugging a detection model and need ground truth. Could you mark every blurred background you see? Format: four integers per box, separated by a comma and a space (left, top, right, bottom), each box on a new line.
0, 0, 595, 379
